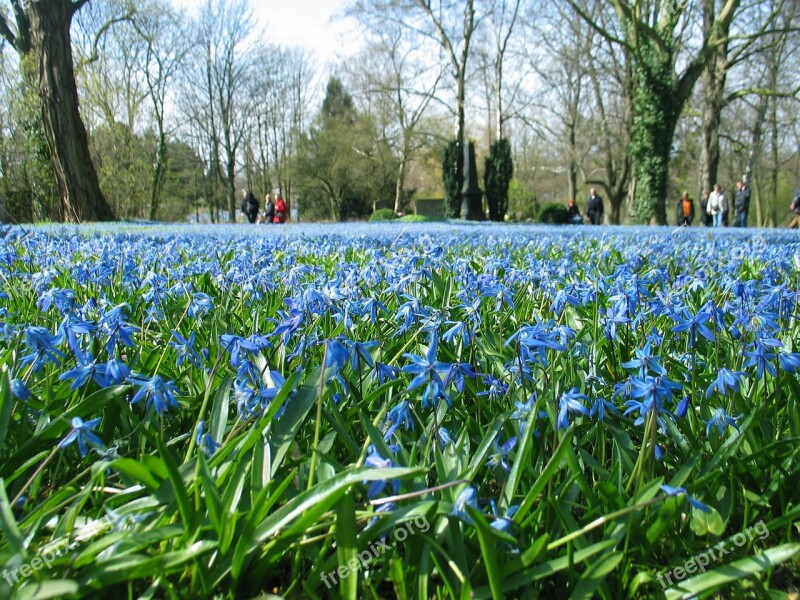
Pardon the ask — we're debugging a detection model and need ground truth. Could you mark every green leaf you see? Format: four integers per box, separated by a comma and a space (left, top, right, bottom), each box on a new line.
13, 580, 80, 600
109, 458, 163, 492
467, 506, 504, 600
689, 504, 725, 537
254, 467, 423, 545
664, 544, 800, 600
155, 436, 195, 529
0, 478, 24, 554
515, 427, 574, 523
0, 373, 13, 451
568, 551, 622, 600
269, 371, 320, 474
198, 454, 223, 535
336, 491, 358, 600
209, 375, 231, 446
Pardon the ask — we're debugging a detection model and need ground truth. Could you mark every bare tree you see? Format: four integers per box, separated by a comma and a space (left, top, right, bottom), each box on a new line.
130, 0, 192, 220
349, 1, 480, 175
346, 25, 445, 213
184, 0, 258, 223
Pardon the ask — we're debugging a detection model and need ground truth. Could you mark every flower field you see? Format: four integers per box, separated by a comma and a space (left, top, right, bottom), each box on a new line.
0, 222, 799, 599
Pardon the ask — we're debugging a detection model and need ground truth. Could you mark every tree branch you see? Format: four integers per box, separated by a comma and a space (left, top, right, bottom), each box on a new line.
724, 85, 800, 105
77, 9, 136, 68
566, 0, 631, 50
0, 13, 17, 50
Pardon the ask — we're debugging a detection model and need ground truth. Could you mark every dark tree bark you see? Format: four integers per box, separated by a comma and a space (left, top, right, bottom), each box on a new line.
1, 0, 114, 222
30, 2, 114, 221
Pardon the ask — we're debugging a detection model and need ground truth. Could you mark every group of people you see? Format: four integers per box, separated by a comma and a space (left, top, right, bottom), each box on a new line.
565, 182, 758, 227
567, 188, 604, 225
240, 190, 287, 224
675, 181, 751, 227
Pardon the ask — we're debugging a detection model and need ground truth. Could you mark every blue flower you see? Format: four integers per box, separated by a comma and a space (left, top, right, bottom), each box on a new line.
451, 486, 479, 524
660, 484, 711, 512
59, 361, 101, 390
675, 396, 690, 418
58, 317, 95, 363
401, 335, 452, 407
778, 352, 800, 374
443, 362, 476, 393
19, 325, 66, 373
705, 368, 746, 399
170, 330, 203, 369
270, 309, 305, 345
486, 436, 517, 472
557, 388, 589, 430
257, 369, 287, 409
621, 342, 666, 377
489, 501, 519, 535
345, 339, 379, 371
188, 293, 214, 318
58, 417, 105, 458
196, 420, 221, 456
375, 362, 400, 384
743, 341, 778, 379
129, 374, 181, 414
95, 358, 131, 387
102, 321, 140, 357
478, 373, 509, 401
10, 378, 31, 400
602, 301, 630, 342
220, 334, 261, 368
387, 401, 414, 431
589, 397, 617, 421
706, 407, 740, 437
442, 320, 473, 346
364, 445, 402, 499
671, 309, 716, 347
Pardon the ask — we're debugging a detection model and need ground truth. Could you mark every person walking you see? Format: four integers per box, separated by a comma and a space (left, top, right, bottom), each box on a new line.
706, 184, 725, 227
734, 180, 751, 227
676, 191, 694, 226
240, 190, 260, 224
264, 194, 275, 224
586, 187, 604, 225
273, 196, 287, 224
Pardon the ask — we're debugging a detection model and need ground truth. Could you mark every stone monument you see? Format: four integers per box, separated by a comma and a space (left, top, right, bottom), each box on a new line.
460, 140, 483, 220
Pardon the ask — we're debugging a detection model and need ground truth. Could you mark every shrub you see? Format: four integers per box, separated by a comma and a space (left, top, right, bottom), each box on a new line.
369, 208, 397, 221
397, 214, 445, 223
537, 202, 569, 224
484, 139, 513, 222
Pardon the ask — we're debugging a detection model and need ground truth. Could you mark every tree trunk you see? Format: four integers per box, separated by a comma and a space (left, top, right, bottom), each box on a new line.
28, 1, 114, 222
149, 135, 167, 221
698, 4, 729, 199
394, 153, 408, 214
629, 55, 679, 225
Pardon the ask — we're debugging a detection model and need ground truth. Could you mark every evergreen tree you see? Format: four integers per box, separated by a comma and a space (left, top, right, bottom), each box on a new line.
484, 139, 513, 222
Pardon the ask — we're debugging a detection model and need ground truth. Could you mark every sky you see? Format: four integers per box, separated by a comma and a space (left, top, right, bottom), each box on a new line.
170, 0, 362, 68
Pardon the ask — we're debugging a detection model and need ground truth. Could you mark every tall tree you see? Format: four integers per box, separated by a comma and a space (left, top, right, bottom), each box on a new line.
131, 1, 191, 220
294, 76, 379, 221
349, 0, 479, 209
346, 26, 445, 214
0, 0, 115, 221
698, 0, 790, 199
483, 0, 522, 142
569, 0, 741, 224
183, 0, 257, 223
